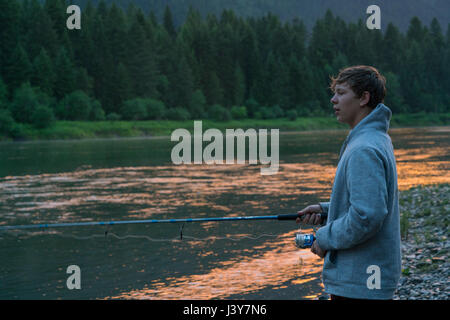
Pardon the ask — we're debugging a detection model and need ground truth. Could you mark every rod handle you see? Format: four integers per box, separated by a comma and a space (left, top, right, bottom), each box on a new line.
277, 212, 328, 221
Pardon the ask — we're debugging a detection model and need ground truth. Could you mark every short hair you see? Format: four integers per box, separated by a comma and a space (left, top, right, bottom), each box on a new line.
330, 65, 386, 108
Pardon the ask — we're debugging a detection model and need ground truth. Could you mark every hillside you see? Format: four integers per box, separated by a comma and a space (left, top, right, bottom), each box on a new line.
70, 0, 450, 32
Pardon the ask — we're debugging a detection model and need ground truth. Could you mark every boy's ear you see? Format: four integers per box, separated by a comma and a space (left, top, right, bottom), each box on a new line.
360, 91, 370, 107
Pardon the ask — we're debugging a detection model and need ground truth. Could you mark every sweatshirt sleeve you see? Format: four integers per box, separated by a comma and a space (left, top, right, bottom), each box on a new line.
319, 202, 330, 214
316, 147, 389, 251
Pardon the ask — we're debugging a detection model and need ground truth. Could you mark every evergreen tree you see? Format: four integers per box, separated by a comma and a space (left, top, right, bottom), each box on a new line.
108, 63, 132, 114
5, 44, 32, 91
126, 16, 159, 99
0, 76, 7, 108
44, 0, 67, 41
232, 64, 246, 106
407, 17, 427, 44
54, 47, 76, 99
31, 48, 55, 96
381, 23, 404, 73
0, 0, 21, 75
105, 3, 129, 65
163, 5, 176, 38
26, 0, 59, 59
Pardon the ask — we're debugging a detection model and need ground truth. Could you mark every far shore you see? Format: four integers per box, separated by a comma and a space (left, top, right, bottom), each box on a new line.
1, 112, 449, 142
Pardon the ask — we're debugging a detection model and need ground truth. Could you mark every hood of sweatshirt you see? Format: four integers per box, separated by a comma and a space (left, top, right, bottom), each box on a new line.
348, 103, 392, 139
338, 104, 392, 160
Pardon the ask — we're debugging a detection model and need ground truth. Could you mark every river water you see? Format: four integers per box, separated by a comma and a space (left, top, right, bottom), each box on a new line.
0, 127, 448, 299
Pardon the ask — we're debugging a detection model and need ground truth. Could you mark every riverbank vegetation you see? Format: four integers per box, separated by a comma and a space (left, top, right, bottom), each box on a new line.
0, 112, 448, 141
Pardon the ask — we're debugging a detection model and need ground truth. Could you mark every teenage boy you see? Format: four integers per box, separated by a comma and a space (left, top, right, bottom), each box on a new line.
297, 65, 401, 300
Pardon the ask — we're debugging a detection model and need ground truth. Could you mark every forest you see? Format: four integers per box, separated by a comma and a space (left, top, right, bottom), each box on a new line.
0, 0, 449, 137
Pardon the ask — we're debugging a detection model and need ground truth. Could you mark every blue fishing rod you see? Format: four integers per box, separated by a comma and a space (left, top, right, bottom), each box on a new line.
0, 213, 327, 248
0, 213, 302, 231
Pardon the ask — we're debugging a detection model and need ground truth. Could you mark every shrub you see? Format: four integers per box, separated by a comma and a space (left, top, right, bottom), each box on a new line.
90, 100, 105, 121
259, 106, 275, 119
272, 105, 284, 118
230, 106, 248, 119
60, 90, 93, 120
244, 98, 259, 117
146, 99, 166, 120
0, 109, 15, 135
208, 104, 231, 121
189, 89, 206, 118
30, 105, 55, 129
106, 112, 122, 121
286, 109, 298, 121
166, 107, 191, 121
120, 98, 148, 120
9, 83, 40, 123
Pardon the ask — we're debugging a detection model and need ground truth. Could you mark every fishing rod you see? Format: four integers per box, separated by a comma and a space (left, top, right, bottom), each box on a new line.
0, 213, 327, 248
0, 213, 306, 231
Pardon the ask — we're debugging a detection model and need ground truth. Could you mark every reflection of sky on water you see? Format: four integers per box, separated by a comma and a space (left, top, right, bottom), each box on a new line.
0, 127, 448, 299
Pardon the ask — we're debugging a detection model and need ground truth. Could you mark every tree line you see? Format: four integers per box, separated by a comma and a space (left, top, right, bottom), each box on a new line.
0, 0, 449, 136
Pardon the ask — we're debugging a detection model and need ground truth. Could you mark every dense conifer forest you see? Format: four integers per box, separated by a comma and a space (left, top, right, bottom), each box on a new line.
0, 0, 449, 137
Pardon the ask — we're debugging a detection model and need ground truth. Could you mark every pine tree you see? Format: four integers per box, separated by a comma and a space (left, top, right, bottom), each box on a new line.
239, 23, 260, 101
167, 42, 194, 109
0, 76, 7, 108
31, 48, 55, 96
112, 63, 132, 111
401, 41, 426, 112
126, 16, 159, 99
44, 0, 67, 41
163, 5, 176, 39
54, 47, 76, 99
232, 64, 246, 106
381, 23, 404, 73
5, 44, 32, 91
105, 3, 129, 65
26, 0, 59, 59
0, 0, 21, 76
407, 17, 427, 44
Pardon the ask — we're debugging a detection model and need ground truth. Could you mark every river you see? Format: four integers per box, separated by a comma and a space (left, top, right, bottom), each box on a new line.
0, 126, 448, 299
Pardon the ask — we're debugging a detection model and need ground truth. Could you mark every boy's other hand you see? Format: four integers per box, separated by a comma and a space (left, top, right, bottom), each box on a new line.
296, 204, 323, 225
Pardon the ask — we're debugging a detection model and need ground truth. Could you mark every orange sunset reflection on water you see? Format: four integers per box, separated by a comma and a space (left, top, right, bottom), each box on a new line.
104, 229, 324, 300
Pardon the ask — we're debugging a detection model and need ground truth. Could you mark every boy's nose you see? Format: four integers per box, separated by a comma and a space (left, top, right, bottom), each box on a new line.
331, 95, 338, 104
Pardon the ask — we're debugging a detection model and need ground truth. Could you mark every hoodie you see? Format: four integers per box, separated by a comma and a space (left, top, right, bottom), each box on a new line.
316, 103, 401, 299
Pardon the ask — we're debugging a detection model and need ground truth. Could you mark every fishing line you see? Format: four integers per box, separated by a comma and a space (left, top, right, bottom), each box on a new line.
0, 213, 326, 245
53, 231, 280, 243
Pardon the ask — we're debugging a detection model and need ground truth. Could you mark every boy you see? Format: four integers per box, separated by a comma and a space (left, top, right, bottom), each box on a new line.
297, 65, 401, 300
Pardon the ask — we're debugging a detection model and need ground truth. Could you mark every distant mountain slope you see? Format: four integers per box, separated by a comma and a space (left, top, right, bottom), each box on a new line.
70, 0, 450, 32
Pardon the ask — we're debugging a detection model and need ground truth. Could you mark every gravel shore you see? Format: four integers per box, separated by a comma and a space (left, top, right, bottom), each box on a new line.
393, 184, 449, 300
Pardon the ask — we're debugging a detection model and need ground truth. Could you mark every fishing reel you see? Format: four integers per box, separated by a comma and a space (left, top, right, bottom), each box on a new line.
294, 212, 326, 249
294, 232, 315, 249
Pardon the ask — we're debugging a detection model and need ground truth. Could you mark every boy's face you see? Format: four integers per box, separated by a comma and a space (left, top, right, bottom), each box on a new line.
330, 83, 367, 129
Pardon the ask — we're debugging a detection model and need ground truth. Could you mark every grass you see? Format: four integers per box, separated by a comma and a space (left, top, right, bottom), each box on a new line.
2, 112, 449, 141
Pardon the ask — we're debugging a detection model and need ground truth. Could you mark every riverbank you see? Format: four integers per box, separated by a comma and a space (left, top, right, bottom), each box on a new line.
394, 184, 449, 300
2, 112, 449, 141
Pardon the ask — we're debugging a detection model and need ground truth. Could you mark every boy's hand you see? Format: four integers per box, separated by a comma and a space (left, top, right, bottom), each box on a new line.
311, 240, 326, 258
296, 204, 323, 225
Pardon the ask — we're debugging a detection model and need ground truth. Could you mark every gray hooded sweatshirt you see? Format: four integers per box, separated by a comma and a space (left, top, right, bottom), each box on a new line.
316, 103, 401, 299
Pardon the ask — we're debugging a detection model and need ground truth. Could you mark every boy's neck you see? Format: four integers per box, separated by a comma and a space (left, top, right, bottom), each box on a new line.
349, 106, 373, 129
